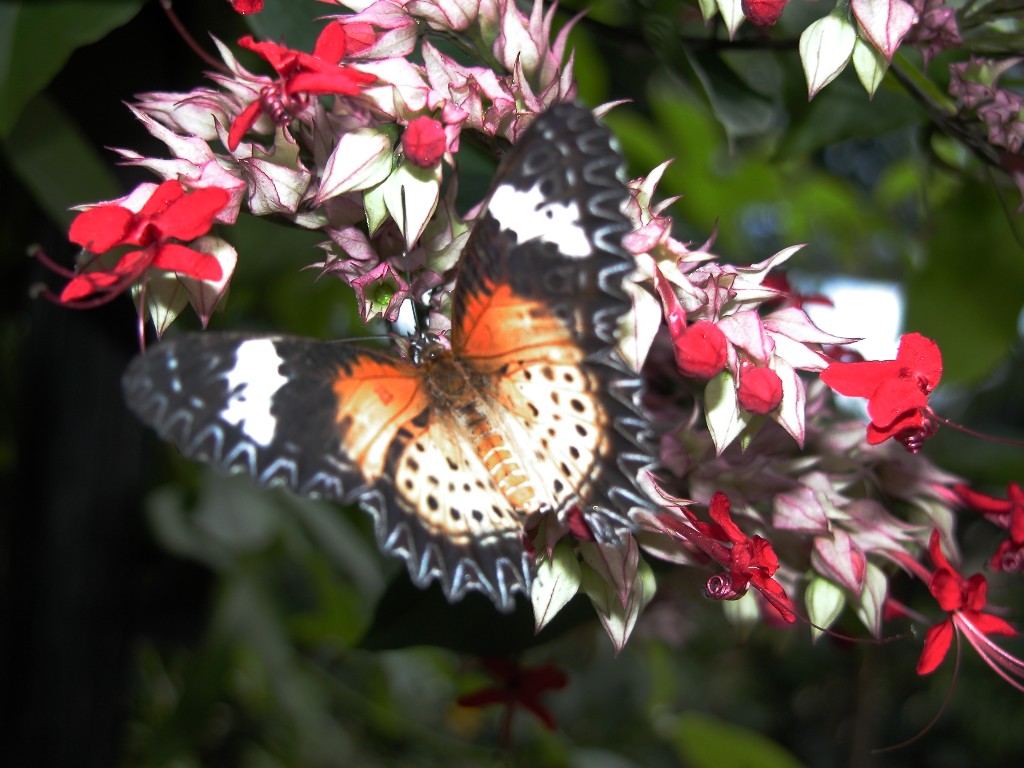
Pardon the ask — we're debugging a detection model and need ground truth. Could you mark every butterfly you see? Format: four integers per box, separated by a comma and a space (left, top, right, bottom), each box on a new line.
122, 103, 655, 611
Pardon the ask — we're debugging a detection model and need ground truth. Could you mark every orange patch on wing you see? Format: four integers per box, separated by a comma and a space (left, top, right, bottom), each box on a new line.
456, 280, 577, 366
332, 358, 426, 481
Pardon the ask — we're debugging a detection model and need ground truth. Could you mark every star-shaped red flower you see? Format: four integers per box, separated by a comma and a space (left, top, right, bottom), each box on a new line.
917, 531, 1020, 683
655, 493, 797, 622
820, 332, 942, 451
456, 657, 568, 734
58, 180, 228, 307
228, 21, 376, 150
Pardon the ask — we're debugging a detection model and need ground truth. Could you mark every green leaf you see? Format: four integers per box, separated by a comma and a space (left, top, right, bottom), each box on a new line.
2, 92, 122, 228
243, 0, 322, 51
661, 711, 807, 768
0, 0, 144, 137
905, 179, 1024, 383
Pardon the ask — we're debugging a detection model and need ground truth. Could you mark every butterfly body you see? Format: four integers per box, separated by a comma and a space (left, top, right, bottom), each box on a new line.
124, 104, 655, 611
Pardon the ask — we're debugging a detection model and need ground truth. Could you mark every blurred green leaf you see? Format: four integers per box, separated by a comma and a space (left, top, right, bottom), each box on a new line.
0, 0, 144, 137
2, 93, 121, 227
906, 179, 1024, 383
243, 0, 322, 51
662, 711, 806, 768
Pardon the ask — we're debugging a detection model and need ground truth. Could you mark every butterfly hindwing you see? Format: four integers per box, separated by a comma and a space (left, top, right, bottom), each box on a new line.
123, 333, 531, 609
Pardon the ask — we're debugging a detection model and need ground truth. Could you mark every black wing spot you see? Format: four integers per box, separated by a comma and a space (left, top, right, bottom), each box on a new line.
472, 509, 484, 522
446, 457, 458, 470
427, 495, 439, 511
570, 397, 585, 413
575, 424, 587, 437
569, 445, 581, 460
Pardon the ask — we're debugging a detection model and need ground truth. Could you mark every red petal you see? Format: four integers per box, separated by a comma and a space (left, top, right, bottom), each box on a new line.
287, 68, 375, 96
138, 179, 186, 219
68, 205, 134, 253
916, 619, 954, 674
238, 35, 297, 74
963, 611, 1018, 637
228, 100, 264, 152
963, 573, 988, 612
896, 332, 942, 390
1010, 484, 1024, 542
819, 358, 899, 398
58, 248, 151, 302
312, 21, 348, 63
750, 536, 780, 574
866, 377, 928, 428
153, 186, 229, 242
750, 572, 797, 622
151, 243, 223, 281
927, 530, 953, 574
929, 568, 965, 612
519, 666, 568, 695
708, 493, 746, 544
59, 271, 120, 302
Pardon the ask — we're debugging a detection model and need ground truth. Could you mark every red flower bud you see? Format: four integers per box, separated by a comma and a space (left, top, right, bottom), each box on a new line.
402, 116, 447, 168
738, 365, 783, 414
742, 0, 789, 26
230, 0, 263, 14
673, 320, 728, 379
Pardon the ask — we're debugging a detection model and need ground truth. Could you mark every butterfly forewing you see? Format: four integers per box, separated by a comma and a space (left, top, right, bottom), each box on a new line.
123, 103, 655, 612
452, 104, 653, 541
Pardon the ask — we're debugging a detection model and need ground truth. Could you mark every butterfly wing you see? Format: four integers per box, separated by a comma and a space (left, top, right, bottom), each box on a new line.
451, 104, 655, 541
122, 334, 532, 608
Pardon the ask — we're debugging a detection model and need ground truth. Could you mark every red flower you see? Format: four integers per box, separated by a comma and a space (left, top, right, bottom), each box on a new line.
954, 483, 1024, 572
228, 22, 376, 150
457, 657, 568, 734
657, 493, 797, 622
742, 0, 790, 26
819, 332, 942, 451
916, 531, 1021, 686
737, 363, 783, 414
56, 180, 228, 307
402, 116, 447, 168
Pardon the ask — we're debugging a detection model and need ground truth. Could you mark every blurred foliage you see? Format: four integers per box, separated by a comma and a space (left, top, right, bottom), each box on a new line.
2, 1, 1023, 767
